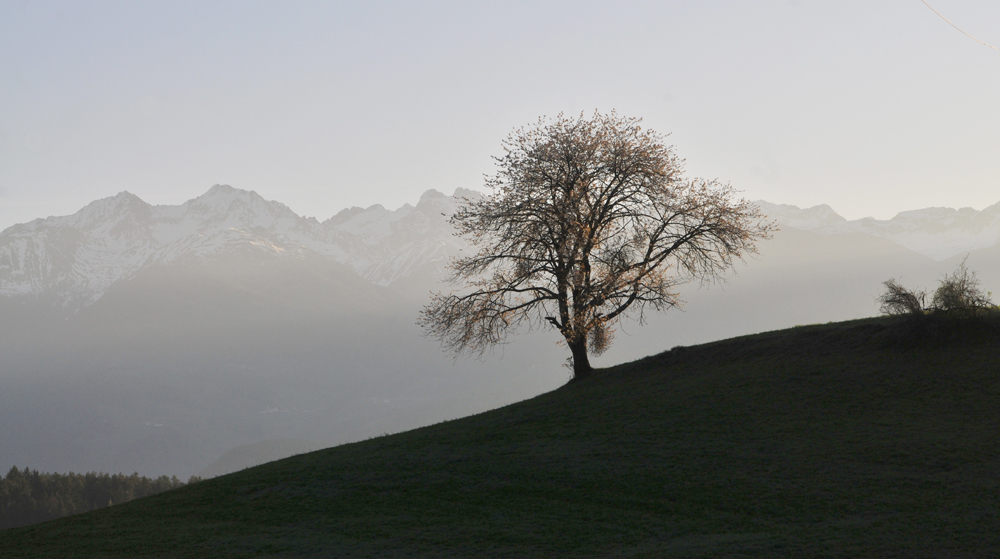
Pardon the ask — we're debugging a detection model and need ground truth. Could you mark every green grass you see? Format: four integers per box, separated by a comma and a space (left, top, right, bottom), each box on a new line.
3, 316, 1000, 557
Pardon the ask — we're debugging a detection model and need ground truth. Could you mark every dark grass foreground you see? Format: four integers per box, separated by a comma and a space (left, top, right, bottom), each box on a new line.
3, 317, 1000, 558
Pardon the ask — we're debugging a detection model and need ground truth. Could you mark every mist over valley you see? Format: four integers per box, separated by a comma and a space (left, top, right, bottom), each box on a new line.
2, 185, 999, 479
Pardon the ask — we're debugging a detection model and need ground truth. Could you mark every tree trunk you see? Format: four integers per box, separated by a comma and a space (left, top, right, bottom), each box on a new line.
568, 337, 592, 380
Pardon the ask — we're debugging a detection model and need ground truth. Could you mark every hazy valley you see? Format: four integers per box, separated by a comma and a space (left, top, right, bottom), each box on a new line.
2, 185, 1000, 479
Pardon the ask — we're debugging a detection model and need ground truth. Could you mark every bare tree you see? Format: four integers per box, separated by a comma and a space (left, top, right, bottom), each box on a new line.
877, 279, 926, 316
419, 112, 775, 379
932, 257, 994, 316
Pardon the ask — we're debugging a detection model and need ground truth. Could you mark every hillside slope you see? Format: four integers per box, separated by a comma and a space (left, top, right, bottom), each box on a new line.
2, 318, 1000, 558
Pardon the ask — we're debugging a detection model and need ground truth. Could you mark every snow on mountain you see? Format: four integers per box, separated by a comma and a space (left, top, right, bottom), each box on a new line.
756, 200, 1000, 260
6, 186, 996, 310
0, 185, 477, 307
753, 201, 847, 230
325, 188, 476, 286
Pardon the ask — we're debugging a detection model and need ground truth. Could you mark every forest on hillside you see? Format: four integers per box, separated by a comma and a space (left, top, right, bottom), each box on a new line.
0, 467, 199, 530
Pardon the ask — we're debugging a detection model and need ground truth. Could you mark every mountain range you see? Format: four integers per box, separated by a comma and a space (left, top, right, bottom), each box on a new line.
756, 200, 1000, 260
4, 188, 998, 313
0, 185, 476, 310
2, 185, 999, 479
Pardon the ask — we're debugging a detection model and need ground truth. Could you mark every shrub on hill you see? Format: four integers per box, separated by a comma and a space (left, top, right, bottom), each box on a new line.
877, 278, 926, 316
879, 258, 996, 318
878, 259, 1000, 345
0, 467, 200, 531
930, 258, 995, 316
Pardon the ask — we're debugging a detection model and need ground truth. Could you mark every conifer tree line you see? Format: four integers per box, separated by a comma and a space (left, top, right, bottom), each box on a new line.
0, 466, 201, 530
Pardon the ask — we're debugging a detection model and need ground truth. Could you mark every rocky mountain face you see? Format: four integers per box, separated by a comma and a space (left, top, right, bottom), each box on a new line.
0, 185, 477, 310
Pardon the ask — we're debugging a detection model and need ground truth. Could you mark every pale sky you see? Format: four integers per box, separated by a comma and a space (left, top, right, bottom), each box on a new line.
2, 0, 998, 229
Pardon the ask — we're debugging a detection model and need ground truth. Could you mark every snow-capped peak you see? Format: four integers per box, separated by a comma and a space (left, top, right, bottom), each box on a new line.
0, 185, 472, 307
4, 187, 999, 308
754, 201, 846, 231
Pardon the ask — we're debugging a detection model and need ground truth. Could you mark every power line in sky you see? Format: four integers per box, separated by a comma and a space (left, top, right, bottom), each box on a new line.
920, 0, 1000, 50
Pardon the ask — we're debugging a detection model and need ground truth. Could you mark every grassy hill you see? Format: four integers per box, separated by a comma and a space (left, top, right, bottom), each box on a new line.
2, 317, 999, 558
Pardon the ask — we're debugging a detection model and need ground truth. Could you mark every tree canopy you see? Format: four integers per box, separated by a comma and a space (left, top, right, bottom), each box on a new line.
420, 112, 774, 378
